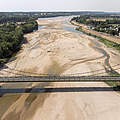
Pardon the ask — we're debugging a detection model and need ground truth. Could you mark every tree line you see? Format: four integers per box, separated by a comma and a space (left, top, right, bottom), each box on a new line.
0, 16, 30, 24
0, 19, 38, 64
71, 16, 120, 36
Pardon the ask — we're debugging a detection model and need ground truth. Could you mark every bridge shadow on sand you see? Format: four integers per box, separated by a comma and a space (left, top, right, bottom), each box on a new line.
0, 86, 120, 97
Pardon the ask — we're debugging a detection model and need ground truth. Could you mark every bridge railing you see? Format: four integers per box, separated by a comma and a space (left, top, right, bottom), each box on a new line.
0, 76, 120, 82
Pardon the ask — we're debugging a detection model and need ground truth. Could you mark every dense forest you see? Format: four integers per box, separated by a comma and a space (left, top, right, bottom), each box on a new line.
0, 16, 30, 24
0, 15, 38, 65
0, 12, 71, 24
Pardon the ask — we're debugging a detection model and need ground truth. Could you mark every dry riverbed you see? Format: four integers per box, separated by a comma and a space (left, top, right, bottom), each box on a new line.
0, 17, 120, 120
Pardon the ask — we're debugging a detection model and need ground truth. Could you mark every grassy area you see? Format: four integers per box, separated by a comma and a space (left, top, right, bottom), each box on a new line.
106, 81, 118, 87
75, 24, 120, 89
76, 26, 120, 50
0, 59, 8, 64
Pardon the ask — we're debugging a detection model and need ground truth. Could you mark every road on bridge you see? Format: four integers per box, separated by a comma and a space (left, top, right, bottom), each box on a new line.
0, 76, 120, 82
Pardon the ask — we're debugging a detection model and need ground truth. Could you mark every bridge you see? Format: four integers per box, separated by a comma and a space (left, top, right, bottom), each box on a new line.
0, 76, 120, 83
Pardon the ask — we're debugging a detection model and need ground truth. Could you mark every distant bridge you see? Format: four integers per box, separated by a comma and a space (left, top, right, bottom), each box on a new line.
0, 76, 120, 83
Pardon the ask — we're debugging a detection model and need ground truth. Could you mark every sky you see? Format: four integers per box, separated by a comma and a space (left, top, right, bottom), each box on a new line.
0, 0, 120, 12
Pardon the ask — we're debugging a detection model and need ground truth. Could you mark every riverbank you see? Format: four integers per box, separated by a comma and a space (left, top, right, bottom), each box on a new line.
71, 20, 120, 73
71, 21, 120, 51
71, 20, 120, 87
71, 20, 120, 44
0, 20, 38, 66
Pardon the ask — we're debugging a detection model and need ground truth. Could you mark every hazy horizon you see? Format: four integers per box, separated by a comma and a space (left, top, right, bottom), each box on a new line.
0, 0, 120, 12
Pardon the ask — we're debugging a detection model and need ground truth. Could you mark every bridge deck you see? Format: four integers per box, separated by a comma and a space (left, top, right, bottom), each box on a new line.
0, 76, 120, 82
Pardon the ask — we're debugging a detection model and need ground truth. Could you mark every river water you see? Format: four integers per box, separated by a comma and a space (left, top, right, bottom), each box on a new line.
37, 16, 118, 75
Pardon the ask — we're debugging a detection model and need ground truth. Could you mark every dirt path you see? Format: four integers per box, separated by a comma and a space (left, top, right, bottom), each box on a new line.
1, 17, 120, 120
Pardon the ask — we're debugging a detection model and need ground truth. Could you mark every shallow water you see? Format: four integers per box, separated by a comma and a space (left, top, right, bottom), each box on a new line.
38, 26, 46, 30
62, 18, 118, 75
63, 26, 83, 34
62, 19, 83, 34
